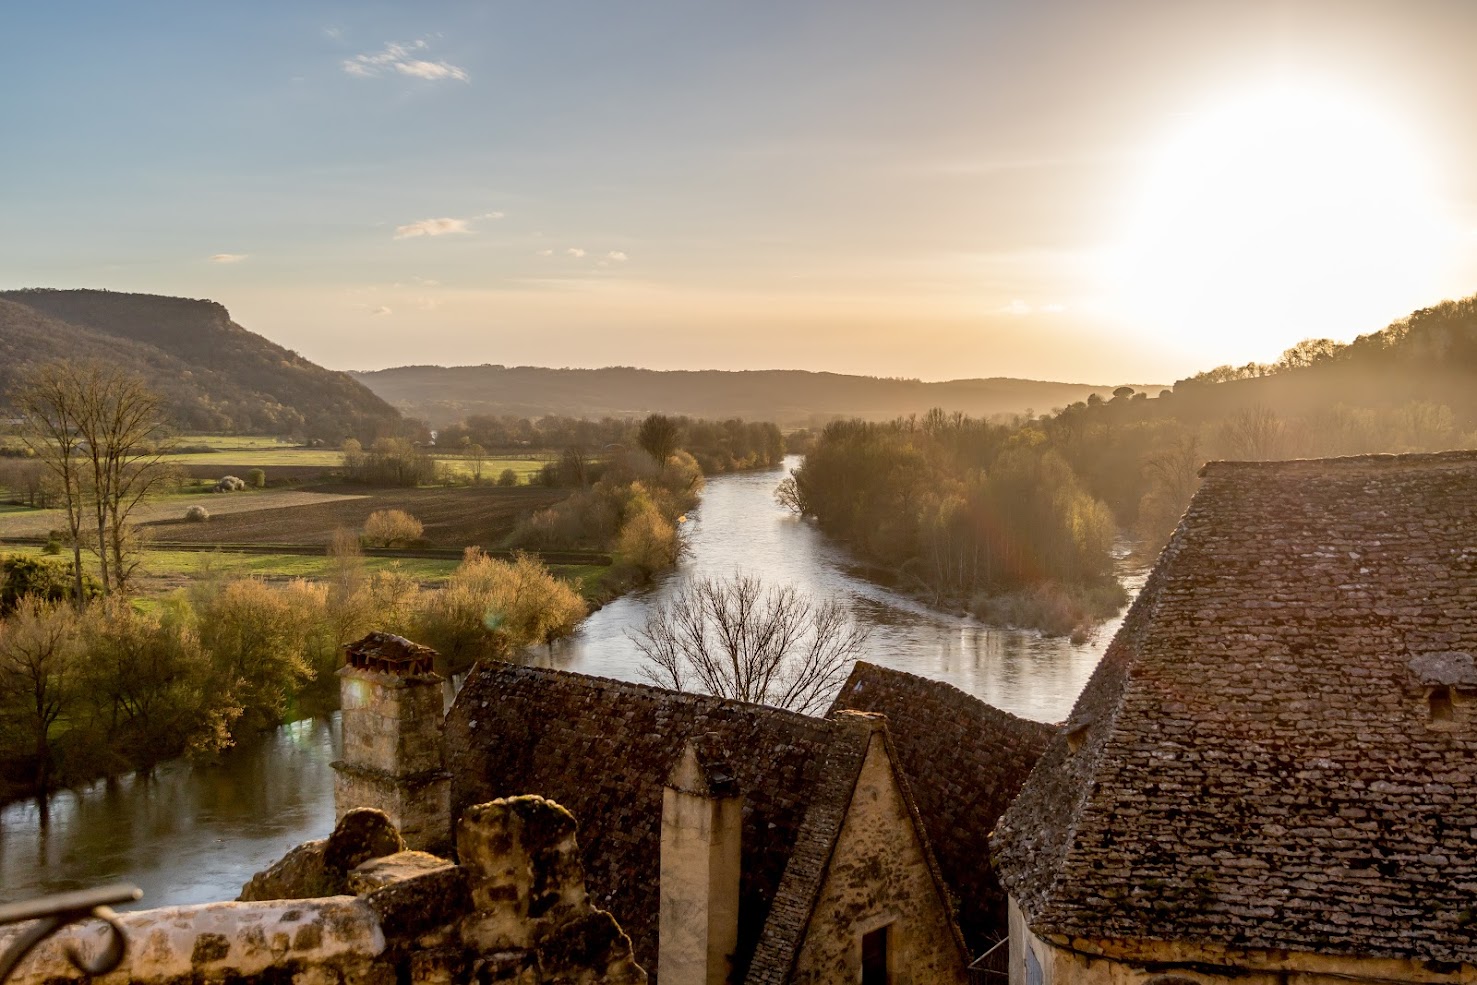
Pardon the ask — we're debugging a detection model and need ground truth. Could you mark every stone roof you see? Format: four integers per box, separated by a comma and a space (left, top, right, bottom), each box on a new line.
444, 661, 880, 980
992, 450, 1477, 964
830, 663, 1056, 954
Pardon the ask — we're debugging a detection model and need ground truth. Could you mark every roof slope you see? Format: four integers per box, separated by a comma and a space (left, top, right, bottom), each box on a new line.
444, 661, 849, 980
830, 663, 1055, 953
993, 451, 1477, 964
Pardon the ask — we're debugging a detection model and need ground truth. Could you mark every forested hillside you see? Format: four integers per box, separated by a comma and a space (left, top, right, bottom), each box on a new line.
0, 289, 402, 441
787, 292, 1477, 635
354, 364, 1147, 427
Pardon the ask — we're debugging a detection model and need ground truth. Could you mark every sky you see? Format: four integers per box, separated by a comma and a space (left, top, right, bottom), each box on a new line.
3, 0, 1476, 383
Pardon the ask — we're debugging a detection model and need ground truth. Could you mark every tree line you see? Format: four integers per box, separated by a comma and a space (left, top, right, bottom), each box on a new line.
0, 544, 584, 803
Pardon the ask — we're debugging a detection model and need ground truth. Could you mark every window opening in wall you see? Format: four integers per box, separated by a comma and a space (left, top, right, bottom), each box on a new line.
862, 924, 891, 985
1431, 686, 1455, 724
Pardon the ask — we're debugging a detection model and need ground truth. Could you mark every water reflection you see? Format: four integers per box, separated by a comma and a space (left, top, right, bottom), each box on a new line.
0, 716, 339, 907
547, 456, 1143, 724
0, 456, 1141, 907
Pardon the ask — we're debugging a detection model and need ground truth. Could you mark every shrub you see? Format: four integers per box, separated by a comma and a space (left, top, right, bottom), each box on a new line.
0, 554, 100, 613
185, 504, 210, 522
362, 509, 424, 548
214, 475, 246, 493
41, 532, 63, 555
497, 468, 519, 487
246, 468, 266, 488
412, 549, 586, 673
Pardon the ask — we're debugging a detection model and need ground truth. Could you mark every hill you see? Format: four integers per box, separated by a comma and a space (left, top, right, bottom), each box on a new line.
352, 365, 1150, 428
0, 289, 402, 441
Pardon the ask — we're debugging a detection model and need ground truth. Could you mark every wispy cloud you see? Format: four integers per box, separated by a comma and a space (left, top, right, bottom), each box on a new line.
209, 253, 248, 264
481, 211, 505, 220
534, 249, 554, 257
371, 306, 393, 317
565, 247, 586, 258
344, 40, 468, 82
605, 251, 628, 262
395, 217, 470, 239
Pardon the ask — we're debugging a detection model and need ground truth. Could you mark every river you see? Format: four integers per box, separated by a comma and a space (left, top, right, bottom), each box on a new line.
0, 457, 1142, 907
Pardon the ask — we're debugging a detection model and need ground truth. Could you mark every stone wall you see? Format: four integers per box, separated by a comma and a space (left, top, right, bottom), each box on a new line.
830, 662, 1055, 953
1, 798, 645, 985
785, 726, 969, 985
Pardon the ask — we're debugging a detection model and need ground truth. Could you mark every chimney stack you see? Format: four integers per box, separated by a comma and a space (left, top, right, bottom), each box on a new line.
332, 632, 451, 854
660, 735, 742, 985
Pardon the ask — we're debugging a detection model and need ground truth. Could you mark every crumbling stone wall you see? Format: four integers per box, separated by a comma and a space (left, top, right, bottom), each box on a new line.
1, 798, 645, 984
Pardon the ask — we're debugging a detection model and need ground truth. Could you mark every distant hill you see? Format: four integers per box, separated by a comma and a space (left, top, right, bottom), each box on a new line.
1160, 293, 1477, 425
352, 365, 1152, 428
0, 289, 402, 441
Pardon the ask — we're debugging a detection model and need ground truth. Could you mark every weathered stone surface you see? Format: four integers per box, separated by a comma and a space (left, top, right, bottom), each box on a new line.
239, 808, 405, 902
0, 897, 389, 985
830, 662, 1054, 954
348, 849, 455, 895
6, 798, 644, 984
993, 450, 1477, 965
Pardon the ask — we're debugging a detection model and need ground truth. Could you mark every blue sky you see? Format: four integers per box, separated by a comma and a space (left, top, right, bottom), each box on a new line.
4, 1, 1476, 381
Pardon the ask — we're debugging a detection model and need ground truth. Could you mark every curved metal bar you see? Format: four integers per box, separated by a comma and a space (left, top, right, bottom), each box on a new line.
0, 885, 140, 983
62, 906, 128, 977
0, 916, 63, 983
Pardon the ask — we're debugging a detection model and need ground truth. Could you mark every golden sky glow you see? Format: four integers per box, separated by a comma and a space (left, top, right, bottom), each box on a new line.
4, 2, 1476, 383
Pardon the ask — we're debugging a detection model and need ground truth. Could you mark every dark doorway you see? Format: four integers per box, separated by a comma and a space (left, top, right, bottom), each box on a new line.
862, 924, 891, 985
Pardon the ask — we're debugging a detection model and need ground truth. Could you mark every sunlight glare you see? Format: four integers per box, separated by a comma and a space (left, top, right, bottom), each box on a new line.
1107, 80, 1456, 360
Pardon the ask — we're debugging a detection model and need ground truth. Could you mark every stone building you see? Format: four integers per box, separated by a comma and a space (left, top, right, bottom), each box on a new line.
830, 662, 1055, 957
992, 451, 1477, 985
445, 661, 981, 984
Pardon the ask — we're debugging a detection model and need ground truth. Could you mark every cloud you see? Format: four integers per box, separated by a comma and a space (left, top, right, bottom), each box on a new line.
534, 249, 554, 257
605, 251, 628, 262
565, 247, 586, 258
395, 217, 470, 239
344, 40, 468, 82
1002, 299, 1032, 316
481, 211, 505, 220
371, 306, 393, 317
209, 253, 248, 264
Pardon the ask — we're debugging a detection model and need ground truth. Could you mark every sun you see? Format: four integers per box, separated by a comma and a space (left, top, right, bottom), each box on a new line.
1105, 79, 1457, 361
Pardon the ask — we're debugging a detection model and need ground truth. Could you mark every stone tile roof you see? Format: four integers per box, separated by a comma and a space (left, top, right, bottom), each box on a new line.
444, 661, 853, 980
830, 663, 1056, 954
992, 451, 1477, 964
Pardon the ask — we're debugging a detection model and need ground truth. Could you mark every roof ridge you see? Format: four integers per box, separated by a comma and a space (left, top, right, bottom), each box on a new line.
835, 661, 1049, 730
474, 659, 832, 728
1199, 448, 1477, 475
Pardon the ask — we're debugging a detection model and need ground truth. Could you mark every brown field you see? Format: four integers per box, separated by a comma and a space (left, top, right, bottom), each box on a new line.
0, 489, 365, 540
143, 484, 566, 549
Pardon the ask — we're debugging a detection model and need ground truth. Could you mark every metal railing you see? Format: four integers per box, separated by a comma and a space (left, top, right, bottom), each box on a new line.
0, 885, 140, 982
968, 938, 1011, 985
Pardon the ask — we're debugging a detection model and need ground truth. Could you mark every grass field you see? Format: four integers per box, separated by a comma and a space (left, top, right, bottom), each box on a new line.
0, 489, 365, 539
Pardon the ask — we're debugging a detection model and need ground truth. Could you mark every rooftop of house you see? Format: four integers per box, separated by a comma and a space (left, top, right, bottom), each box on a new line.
443, 661, 954, 981
992, 450, 1477, 965
829, 662, 1056, 954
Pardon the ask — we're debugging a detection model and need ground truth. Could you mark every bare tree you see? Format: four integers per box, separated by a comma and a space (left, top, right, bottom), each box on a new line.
14, 364, 92, 605
18, 361, 175, 594
630, 574, 869, 714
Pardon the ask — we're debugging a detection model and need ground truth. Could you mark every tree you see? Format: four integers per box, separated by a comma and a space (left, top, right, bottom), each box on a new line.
465, 443, 487, 484
362, 509, 424, 547
15, 361, 175, 595
13, 364, 91, 605
630, 574, 868, 714
637, 414, 681, 465
0, 598, 82, 792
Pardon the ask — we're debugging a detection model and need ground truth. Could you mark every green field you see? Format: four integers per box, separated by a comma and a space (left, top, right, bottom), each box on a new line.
164, 448, 346, 466
2, 544, 461, 583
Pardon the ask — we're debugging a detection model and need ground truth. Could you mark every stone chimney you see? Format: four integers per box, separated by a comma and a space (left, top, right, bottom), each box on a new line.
332, 632, 451, 854
659, 735, 742, 985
